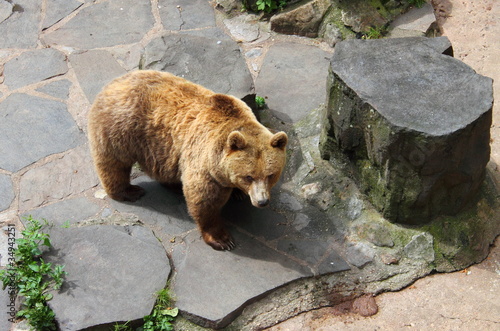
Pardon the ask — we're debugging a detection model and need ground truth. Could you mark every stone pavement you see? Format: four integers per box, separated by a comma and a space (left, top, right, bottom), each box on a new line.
0, 1, 347, 330
0, 1, 498, 331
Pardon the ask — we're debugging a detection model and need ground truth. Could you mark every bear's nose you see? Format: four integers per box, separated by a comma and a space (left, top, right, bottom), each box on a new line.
257, 199, 269, 207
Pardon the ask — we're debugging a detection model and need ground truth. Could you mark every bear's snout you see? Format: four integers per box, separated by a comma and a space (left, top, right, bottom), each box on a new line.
249, 179, 270, 208
257, 198, 270, 208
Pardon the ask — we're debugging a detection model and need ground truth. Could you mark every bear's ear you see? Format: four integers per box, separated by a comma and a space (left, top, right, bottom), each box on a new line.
271, 132, 288, 150
227, 131, 247, 151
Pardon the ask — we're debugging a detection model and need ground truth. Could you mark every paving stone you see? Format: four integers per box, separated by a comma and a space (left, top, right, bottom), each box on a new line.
0, 174, 14, 212
388, 3, 437, 38
69, 50, 127, 103
256, 42, 331, 123
110, 176, 196, 236
159, 0, 216, 30
19, 144, 98, 211
0, 285, 15, 331
171, 229, 311, 328
43, 0, 83, 30
142, 31, 253, 97
223, 198, 287, 241
0, 0, 12, 24
0, 0, 41, 48
3, 48, 68, 90
22, 197, 101, 226
0, 94, 84, 173
44, 225, 170, 331
43, 0, 153, 49
223, 15, 260, 42
35, 79, 72, 100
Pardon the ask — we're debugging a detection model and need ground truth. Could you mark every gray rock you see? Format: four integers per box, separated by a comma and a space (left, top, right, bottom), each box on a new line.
110, 176, 196, 236
223, 15, 260, 42
388, 3, 437, 38
224, 198, 288, 241
356, 222, 394, 248
171, 229, 310, 329
0, 285, 15, 331
43, 0, 153, 49
0, 0, 12, 24
159, 0, 216, 30
19, 144, 98, 211
36, 79, 72, 100
255, 42, 331, 123
43, 0, 83, 30
3, 48, 68, 89
277, 238, 346, 274
320, 37, 493, 224
279, 192, 303, 211
22, 197, 101, 226
0, 94, 84, 173
142, 31, 253, 97
69, 50, 126, 103
404, 232, 434, 263
270, 0, 331, 37
45, 225, 170, 331
0, 0, 41, 48
0, 174, 14, 212
346, 242, 375, 268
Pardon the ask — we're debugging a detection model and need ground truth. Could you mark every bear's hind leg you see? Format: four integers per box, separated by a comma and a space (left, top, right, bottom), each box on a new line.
95, 157, 145, 202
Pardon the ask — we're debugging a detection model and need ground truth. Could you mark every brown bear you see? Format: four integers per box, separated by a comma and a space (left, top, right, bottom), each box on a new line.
88, 70, 288, 250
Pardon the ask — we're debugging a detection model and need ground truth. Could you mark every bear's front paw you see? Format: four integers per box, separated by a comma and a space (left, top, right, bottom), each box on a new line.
202, 229, 236, 251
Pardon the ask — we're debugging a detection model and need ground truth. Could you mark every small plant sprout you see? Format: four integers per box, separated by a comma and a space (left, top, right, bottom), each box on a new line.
0, 217, 67, 330
255, 95, 266, 109
143, 288, 178, 331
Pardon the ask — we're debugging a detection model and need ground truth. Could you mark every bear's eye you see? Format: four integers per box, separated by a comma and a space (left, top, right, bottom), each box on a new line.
245, 176, 254, 182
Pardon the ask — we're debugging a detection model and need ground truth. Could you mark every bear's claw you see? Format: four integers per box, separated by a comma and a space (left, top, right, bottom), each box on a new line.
203, 231, 236, 251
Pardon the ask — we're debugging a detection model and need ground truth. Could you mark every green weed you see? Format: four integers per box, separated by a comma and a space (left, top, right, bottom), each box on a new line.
255, 96, 266, 109
0, 217, 67, 330
408, 0, 426, 8
143, 289, 178, 331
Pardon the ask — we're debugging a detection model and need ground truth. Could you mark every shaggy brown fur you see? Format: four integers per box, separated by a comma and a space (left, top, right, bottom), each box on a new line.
88, 70, 288, 250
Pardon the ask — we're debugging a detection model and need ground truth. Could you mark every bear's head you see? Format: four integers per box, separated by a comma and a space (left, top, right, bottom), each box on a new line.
221, 128, 288, 208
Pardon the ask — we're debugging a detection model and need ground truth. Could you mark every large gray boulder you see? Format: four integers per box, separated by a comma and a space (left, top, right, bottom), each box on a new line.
320, 37, 493, 224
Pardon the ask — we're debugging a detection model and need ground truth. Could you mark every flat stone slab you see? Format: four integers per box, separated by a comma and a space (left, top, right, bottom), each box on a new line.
110, 176, 349, 327
0, 0, 41, 48
0, 174, 14, 212
172, 230, 310, 329
19, 144, 99, 211
42, 0, 154, 49
43, 0, 82, 30
69, 50, 127, 103
0, 94, 84, 173
36, 79, 72, 100
159, 0, 216, 30
255, 42, 331, 123
3, 48, 68, 90
22, 197, 101, 226
142, 30, 254, 97
44, 224, 170, 331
